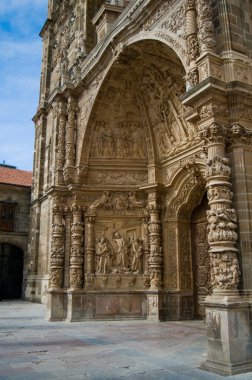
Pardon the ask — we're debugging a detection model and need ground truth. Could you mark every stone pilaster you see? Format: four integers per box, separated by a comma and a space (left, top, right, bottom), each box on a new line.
84, 214, 96, 287
64, 96, 77, 183
55, 99, 67, 185
69, 202, 84, 290
49, 198, 65, 290
199, 122, 252, 375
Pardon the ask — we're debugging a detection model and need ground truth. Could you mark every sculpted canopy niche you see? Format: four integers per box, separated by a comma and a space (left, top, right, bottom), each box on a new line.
79, 40, 199, 186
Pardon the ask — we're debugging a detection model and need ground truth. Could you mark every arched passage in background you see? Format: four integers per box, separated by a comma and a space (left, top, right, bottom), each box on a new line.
0, 244, 24, 299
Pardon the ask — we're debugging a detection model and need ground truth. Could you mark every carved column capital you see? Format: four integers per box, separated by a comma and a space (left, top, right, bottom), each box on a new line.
200, 122, 228, 146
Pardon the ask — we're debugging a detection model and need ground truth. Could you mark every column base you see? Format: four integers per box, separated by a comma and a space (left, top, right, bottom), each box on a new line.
46, 289, 66, 321
201, 359, 252, 376
147, 292, 163, 321
200, 295, 252, 376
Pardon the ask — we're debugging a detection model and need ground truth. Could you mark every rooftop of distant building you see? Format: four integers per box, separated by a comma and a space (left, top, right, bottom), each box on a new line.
0, 162, 32, 188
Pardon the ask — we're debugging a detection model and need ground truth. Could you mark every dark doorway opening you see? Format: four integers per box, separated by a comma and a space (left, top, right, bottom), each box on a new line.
0, 244, 24, 299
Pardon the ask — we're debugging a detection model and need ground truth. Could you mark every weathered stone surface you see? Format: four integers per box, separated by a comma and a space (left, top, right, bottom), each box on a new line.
27, 0, 252, 375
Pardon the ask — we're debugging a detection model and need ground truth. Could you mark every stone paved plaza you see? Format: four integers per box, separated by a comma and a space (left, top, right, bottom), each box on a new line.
0, 301, 251, 380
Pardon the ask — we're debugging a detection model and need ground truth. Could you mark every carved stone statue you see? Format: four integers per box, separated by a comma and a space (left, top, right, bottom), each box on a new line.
113, 232, 129, 271
131, 238, 143, 273
96, 237, 113, 274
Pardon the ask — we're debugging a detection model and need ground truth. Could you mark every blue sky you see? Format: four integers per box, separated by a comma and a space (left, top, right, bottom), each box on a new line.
0, 0, 47, 171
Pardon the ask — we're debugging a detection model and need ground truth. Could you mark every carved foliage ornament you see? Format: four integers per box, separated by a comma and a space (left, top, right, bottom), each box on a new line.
197, 0, 215, 53
210, 252, 240, 290
206, 156, 231, 178
207, 208, 237, 244
88, 192, 146, 214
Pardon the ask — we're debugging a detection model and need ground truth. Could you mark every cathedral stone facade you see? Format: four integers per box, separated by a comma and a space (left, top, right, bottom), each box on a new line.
27, 0, 252, 375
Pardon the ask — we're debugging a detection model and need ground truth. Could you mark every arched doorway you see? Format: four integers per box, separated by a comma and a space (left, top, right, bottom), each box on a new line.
0, 244, 24, 299
191, 194, 211, 319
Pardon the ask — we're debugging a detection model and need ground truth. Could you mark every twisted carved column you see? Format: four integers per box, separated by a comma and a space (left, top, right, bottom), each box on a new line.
69, 203, 84, 290
64, 96, 77, 183
85, 215, 96, 286
196, 0, 215, 54
147, 191, 163, 291
49, 199, 65, 289
200, 122, 240, 296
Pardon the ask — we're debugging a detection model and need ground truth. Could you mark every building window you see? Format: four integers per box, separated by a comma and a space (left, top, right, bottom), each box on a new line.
0, 203, 16, 232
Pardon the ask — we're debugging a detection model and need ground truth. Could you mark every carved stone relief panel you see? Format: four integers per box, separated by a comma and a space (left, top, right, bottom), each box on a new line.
88, 170, 147, 186
95, 218, 144, 276
90, 121, 147, 159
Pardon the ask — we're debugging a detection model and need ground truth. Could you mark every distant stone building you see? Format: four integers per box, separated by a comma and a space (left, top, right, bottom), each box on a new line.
0, 164, 32, 299
28, 0, 252, 374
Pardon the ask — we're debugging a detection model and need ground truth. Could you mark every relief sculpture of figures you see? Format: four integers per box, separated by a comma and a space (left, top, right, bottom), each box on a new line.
90, 121, 147, 159
94, 229, 144, 275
